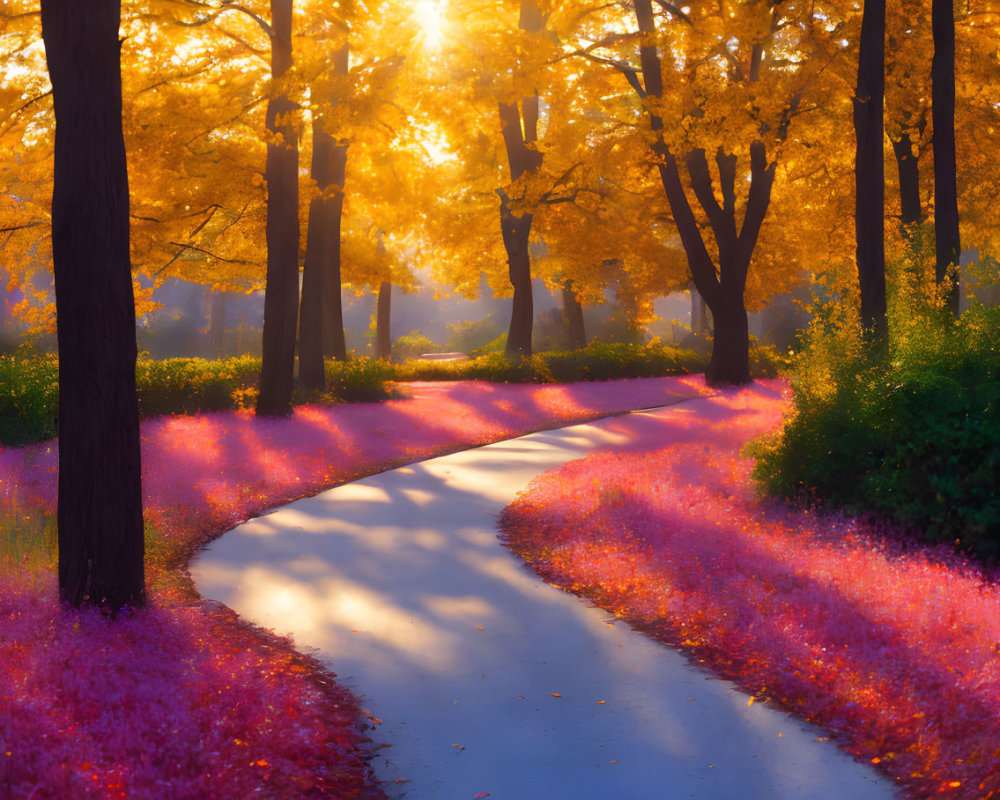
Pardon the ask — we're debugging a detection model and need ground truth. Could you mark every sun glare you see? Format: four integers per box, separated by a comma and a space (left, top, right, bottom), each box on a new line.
414, 0, 444, 49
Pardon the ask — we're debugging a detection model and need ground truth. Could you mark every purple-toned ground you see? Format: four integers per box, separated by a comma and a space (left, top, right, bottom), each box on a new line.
499, 381, 1000, 799
0, 377, 705, 799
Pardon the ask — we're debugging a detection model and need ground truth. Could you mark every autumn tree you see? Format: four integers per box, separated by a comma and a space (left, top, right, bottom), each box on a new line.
41, 0, 145, 609
590, 0, 828, 383
854, 0, 887, 338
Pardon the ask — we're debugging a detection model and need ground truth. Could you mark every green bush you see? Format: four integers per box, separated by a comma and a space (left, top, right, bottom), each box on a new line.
0, 352, 59, 446
0, 353, 396, 446
543, 339, 704, 382
390, 331, 440, 363
321, 358, 395, 403
135, 355, 261, 417
391, 339, 708, 384
751, 298, 1000, 556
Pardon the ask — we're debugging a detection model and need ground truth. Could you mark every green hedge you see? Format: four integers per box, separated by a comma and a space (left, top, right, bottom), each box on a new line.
751, 303, 1000, 556
0, 355, 396, 447
393, 340, 708, 383
1, 336, 786, 447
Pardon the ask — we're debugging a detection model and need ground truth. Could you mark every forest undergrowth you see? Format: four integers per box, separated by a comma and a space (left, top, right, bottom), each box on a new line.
0, 376, 705, 799
500, 382, 1000, 799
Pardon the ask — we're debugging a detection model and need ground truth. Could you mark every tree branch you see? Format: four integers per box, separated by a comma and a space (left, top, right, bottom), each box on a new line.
159, 242, 252, 274
651, 0, 694, 25
175, 0, 272, 39
0, 90, 52, 138
0, 222, 44, 235
570, 50, 646, 98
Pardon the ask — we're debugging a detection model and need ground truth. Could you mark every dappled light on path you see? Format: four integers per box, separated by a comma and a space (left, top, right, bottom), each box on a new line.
193, 391, 893, 799
0, 377, 705, 798
501, 383, 1000, 799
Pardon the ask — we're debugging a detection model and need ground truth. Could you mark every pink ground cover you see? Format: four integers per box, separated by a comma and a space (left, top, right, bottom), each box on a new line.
499, 381, 1000, 799
0, 377, 705, 799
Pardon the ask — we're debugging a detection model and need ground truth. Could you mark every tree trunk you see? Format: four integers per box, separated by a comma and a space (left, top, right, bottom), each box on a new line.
499, 0, 544, 360
320, 136, 348, 363
501, 206, 534, 357
706, 292, 751, 385
257, 0, 300, 416
209, 289, 226, 357
41, 0, 144, 610
932, 0, 961, 315
299, 44, 349, 391
375, 281, 391, 360
561, 280, 586, 349
890, 132, 922, 233
854, 0, 887, 339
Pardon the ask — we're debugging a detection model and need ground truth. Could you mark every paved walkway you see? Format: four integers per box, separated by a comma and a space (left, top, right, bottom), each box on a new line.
191, 399, 896, 799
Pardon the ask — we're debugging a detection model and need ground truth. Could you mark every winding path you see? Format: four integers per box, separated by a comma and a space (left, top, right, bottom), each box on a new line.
191, 397, 896, 799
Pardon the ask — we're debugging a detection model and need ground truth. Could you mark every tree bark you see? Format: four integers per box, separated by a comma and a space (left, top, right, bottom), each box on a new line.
561, 280, 586, 349
41, 0, 145, 610
854, 0, 887, 339
932, 0, 961, 315
209, 289, 226, 357
299, 44, 349, 391
890, 132, 922, 233
257, 0, 300, 416
707, 291, 751, 386
375, 281, 391, 360
500, 200, 534, 357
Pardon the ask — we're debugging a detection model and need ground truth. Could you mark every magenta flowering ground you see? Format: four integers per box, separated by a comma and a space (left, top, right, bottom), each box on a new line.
0, 377, 704, 798
499, 381, 1000, 799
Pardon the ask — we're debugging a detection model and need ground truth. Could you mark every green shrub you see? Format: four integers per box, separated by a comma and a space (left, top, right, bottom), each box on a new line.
752, 295, 1000, 557
391, 358, 469, 382
391, 331, 440, 363
321, 358, 395, 403
0, 353, 396, 446
135, 355, 261, 417
0, 352, 59, 446
543, 339, 705, 382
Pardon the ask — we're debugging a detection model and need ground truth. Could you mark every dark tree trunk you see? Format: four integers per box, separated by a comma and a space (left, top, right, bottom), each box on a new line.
257, 0, 299, 416
932, 0, 961, 315
890, 132, 922, 233
299, 44, 349, 391
707, 292, 751, 386
375, 281, 391, 360
41, 0, 144, 610
500, 203, 534, 357
854, 0, 887, 339
499, 0, 544, 360
209, 289, 226, 357
320, 135, 348, 363
561, 280, 586, 349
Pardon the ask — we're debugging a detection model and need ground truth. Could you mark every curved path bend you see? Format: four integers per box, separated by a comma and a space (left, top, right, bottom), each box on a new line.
191, 396, 896, 800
